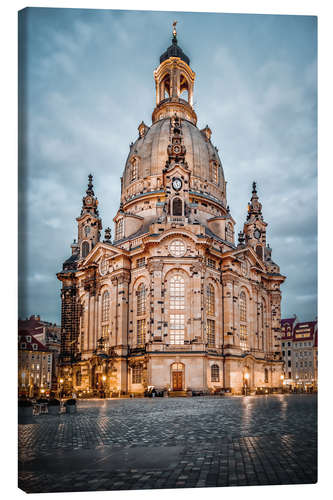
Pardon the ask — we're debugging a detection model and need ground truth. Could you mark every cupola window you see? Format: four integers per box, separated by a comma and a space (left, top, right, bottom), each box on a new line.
172, 197, 183, 216
82, 241, 90, 258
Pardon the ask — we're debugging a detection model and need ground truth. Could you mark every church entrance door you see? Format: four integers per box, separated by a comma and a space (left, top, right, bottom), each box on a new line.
172, 371, 183, 391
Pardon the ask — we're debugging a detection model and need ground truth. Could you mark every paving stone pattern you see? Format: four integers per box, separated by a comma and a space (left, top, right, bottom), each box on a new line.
18, 394, 317, 493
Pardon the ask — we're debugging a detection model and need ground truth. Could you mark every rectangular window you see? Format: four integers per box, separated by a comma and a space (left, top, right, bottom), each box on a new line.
288, 350, 291, 357
207, 258, 216, 269
137, 319, 145, 345
282, 350, 285, 357
169, 314, 184, 344
33, 344, 38, 350
170, 279, 185, 309
207, 319, 215, 346
136, 257, 145, 268
26, 336, 31, 342
115, 219, 124, 240
132, 365, 142, 384
239, 324, 248, 351
288, 360, 291, 367
288, 372, 291, 379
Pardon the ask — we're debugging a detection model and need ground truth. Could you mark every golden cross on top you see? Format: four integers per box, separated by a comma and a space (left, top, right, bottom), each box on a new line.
172, 21, 177, 38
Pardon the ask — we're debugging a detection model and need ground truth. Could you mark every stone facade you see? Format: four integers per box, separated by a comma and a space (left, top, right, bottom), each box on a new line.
57, 29, 285, 396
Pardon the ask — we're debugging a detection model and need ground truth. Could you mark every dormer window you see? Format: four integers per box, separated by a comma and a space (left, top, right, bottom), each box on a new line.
33, 344, 38, 351
82, 241, 90, 258
115, 218, 124, 240
226, 223, 233, 242
130, 157, 138, 182
26, 336, 31, 343
212, 162, 218, 184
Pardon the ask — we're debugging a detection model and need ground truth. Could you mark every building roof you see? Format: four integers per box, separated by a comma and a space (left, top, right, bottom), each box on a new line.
160, 35, 190, 65
293, 321, 317, 342
18, 332, 49, 352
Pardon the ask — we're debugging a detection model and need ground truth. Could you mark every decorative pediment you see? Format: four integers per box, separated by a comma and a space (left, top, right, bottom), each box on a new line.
227, 246, 266, 273
80, 241, 128, 267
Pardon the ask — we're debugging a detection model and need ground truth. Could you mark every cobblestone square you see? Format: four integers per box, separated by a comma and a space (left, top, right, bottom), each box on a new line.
18, 394, 317, 493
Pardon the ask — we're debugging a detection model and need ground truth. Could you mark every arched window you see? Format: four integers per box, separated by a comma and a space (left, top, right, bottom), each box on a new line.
239, 291, 248, 351
159, 73, 170, 101
172, 197, 183, 216
256, 245, 263, 259
211, 364, 219, 382
82, 241, 89, 258
137, 283, 146, 316
207, 284, 215, 316
169, 274, 185, 344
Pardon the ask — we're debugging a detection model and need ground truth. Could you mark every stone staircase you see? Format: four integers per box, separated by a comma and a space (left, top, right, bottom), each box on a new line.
168, 391, 188, 397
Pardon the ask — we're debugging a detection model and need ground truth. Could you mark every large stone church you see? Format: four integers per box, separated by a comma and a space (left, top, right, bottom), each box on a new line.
57, 27, 285, 396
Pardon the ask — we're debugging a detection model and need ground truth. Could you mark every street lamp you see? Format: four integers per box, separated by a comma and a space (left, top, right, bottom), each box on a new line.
102, 375, 107, 398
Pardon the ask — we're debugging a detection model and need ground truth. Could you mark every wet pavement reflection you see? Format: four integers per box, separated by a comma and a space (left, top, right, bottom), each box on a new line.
18, 394, 317, 492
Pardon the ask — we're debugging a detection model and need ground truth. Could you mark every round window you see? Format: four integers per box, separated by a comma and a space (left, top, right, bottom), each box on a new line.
169, 239, 186, 257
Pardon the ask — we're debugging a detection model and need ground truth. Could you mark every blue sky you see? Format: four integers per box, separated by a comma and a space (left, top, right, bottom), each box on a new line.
18, 8, 317, 323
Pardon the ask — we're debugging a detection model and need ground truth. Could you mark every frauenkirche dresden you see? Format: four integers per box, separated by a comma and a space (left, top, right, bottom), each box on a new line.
57, 25, 286, 397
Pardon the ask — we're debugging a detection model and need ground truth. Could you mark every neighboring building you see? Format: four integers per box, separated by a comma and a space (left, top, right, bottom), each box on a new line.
281, 318, 318, 390
57, 27, 285, 396
18, 332, 53, 397
18, 315, 61, 392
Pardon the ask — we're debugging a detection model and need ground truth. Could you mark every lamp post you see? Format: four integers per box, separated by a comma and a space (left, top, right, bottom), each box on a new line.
59, 378, 64, 399
280, 374, 284, 393
102, 375, 107, 398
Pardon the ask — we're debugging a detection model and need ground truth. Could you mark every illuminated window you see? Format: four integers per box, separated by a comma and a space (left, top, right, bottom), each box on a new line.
264, 368, 269, 383
137, 284, 146, 316
206, 284, 215, 316
132, 365, 142, 384
211, 364, 219, 382
239, 292, 247, 322
170, 314, 184, 344
169, 239, 186, 257
102, 291, 110, 322
137, 319, 145, 345
239, 291, 248, 351
115, 219, 124, 240
82, 241, 89, 258
207, 319, 215, 346
170, 275, 185, 309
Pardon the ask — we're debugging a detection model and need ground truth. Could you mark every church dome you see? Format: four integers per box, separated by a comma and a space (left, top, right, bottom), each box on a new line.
121, 117, 226, 206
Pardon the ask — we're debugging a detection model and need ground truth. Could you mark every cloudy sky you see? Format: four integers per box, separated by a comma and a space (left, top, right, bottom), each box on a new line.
18, 8, 317, 324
